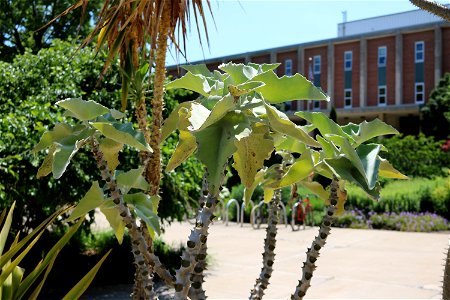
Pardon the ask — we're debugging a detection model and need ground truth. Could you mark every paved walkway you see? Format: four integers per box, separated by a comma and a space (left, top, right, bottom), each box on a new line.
161, 221, 448, 299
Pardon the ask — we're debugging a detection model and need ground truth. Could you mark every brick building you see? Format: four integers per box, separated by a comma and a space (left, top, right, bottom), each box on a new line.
168, 8, 450, 134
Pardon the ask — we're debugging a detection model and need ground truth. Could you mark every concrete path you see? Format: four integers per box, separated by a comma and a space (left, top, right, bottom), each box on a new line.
161, 222, 448, 299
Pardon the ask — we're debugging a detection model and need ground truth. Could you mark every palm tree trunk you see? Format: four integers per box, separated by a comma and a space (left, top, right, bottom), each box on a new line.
146, 2, 171, 197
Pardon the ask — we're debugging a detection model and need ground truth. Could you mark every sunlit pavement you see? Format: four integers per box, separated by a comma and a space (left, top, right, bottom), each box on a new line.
161, 221, 448, 299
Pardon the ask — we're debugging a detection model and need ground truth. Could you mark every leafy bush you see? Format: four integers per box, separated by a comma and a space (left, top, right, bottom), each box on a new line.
333, 210, 369, 229
346, 177, 450, 219
369, 212, 448, 232
381, 134, 450, 178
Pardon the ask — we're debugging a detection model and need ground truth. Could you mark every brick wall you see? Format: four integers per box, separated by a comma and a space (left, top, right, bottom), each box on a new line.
333, 41, 360, 109
304, 46, 328, 110
276, 50, 297, 76
443, 28, 450, 74
250, 54, 270, 64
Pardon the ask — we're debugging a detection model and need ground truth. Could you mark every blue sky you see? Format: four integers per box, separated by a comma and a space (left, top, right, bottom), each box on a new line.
166, 0, 418, 66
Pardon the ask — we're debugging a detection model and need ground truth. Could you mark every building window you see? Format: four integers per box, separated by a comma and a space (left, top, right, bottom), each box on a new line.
378, 85, 387, 106
313, 100, 321, 110
344, 51, 352, 71
378, 46, 387, 67
415, 82, 425, 103
313, 55, 321, 74
285, 59, 292, 76
344, 89, 352, 108
415, 41, 424, 63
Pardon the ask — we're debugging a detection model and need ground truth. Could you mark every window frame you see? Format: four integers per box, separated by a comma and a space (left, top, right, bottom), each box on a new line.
378, 46, 387, 67
313, 100, 321, 110
313, 55, 321, 75
285, 59, 293, 76
378, 85, 387, 106
415, 82, 425, 104
344, 51, 352, 71
415, 41, 424, 63
344, 88, 352, 108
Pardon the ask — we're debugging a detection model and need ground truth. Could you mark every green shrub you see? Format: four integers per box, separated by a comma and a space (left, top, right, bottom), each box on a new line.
381, 134, 450, 178
346, 177, 450, 219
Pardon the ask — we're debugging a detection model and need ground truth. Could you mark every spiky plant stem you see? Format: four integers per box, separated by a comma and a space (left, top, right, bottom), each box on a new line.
188, 173, 209, 300
174, 171, 223, 300
249, 190, 281, 300
136, 95, 151, 168
90, 137, 174, 289
146, 2, 171, 196
409, 0, 450, 22
443, 240, 450, 299
291, 176, 339, 300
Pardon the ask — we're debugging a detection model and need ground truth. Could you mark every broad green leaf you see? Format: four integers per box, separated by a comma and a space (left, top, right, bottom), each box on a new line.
264, 103, 320, 147
52, 135, 89, 179
33, 123, 74, 153
165, 72, 211, 97
151, 195, 161, 214
316, 135, 337, 158
100, 201, 125, 244
325, 157, 381, 200
299, 181, 329, 202
342, 119, 399, 146
378, 157, 408, 179
91, 122, 151, 152
233, 125, 273, 188
116, 167, 150, 191
198, 94, 237, 130
272, 133, 307, 153
109, 109, 126, 119
263, 188, 274, 203
166, 131, 197, 172
253, 71, 329, 103
0, 202, 14, 256
247, 63, 280, 73
67, 181, 104, 222
219, 63, 258, 84
13, 218, 85, 300
99, 138, 123, 171
125, 193, 160, 236
2, 264, 24, 300
181, 64, 212, 77
36, 146, 56, 179
228, 81, 265, 97
56, 98, 109, 121
295, 111, 349, 140
243, 169, 265, 205
334, 186, 348, 216
194, 112, 250, 196
270, 150, 314, 188
356, 144, 382, 190
161, 102, 192, 140
62, 250, 111, 300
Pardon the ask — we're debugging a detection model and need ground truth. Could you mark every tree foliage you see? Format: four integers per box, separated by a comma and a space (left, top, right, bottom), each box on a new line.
421, 72, 450, 140
0, 0, 102, 61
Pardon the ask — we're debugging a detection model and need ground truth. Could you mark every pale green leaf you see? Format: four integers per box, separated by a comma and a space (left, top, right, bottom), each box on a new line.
272, 133, 307, 153
263, 187, 274, 203
67, 181, 104, 222
378, 157, 408, 179
116, 167, 149, 191
36, 146, 56, 179
0, 202, 14, 256
342, 119, 399, 146
62, 250, 111, 300
28, 253, 57, 300
243, 169, 265, 205
316, 135, 337, 158
161, 102, 192, 140
33, 123, 74, 153
270, 150, 315, 188
233, 125, 273, 188
100, 201, 125, 244
228, 81, 265, 97
109, 109, 126, 119
181, 64, 212, 77
247, 63, 280, 73
91, 122, 151, 152
356, 144, 382, 190
264, 103, 320, 147
219, 63, 258, 84
194, 112, 250, 196
299, 181, 329, 202
2, 264, 24, 300
165, 72, 211, 96
166, 131, 197, 172
253, 71, 329, 103
56, 98, 109, 121
198, 94, 237, 130
125, 193, 160, 236
295, 111, 349, 140
99, 138, 123, 171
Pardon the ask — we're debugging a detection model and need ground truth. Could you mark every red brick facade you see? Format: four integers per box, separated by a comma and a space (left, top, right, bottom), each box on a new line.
276, 50, 298, 76
250, 54, 270, 64
442, 28, 450, 74
334, 41, 360, 109
304, 46, 328, 110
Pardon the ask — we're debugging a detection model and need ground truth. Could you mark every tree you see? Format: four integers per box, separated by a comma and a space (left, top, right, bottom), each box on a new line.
421, 72, 450, 140
0, 0, 102, 61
